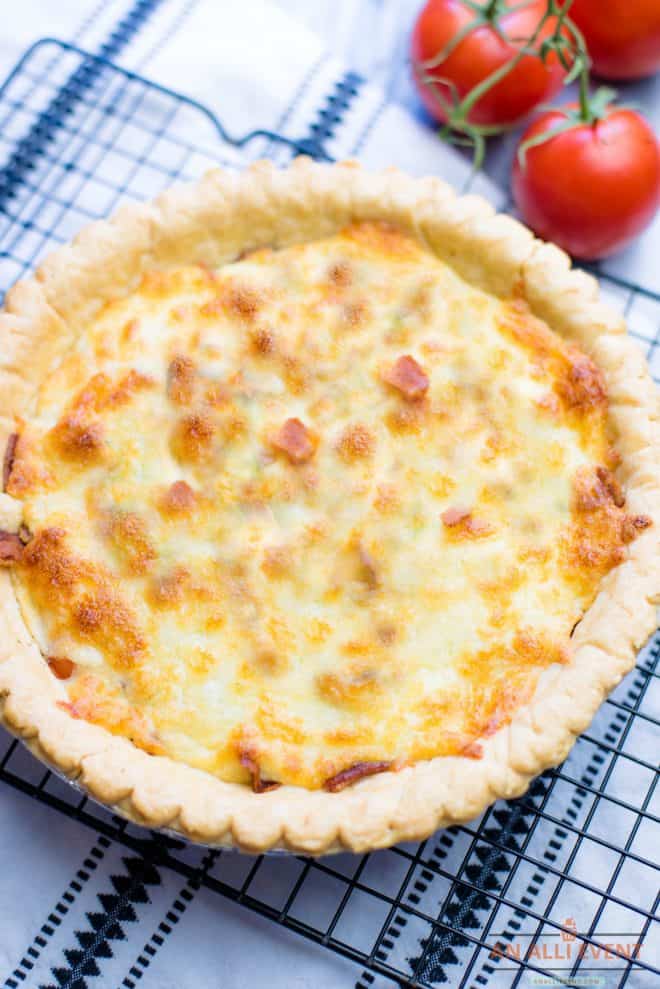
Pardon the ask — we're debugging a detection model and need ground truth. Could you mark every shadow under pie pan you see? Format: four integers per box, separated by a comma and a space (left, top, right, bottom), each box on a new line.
0, 159, 658, 855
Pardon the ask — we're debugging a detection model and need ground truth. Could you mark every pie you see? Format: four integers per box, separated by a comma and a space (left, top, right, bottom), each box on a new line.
0, 160, 657, 854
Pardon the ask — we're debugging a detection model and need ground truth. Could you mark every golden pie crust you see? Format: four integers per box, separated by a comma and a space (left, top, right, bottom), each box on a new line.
0, 160, 658, 854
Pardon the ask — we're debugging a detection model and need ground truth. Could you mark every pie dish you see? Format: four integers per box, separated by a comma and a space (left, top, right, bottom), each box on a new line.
0, 159, 658, 854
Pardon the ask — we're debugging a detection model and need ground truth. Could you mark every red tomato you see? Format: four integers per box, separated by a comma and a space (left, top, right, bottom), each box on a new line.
512, 107, 660, 260
570, 0, 660, 81
411, 0, 569, 127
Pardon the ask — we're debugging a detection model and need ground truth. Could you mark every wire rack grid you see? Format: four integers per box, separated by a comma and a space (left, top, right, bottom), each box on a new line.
0, 39, 658, 989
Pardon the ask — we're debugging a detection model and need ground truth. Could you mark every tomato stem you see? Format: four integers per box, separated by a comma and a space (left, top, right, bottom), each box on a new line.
414, 0, 592, 166
483, 0, 503, 19
579, 65, 591, 120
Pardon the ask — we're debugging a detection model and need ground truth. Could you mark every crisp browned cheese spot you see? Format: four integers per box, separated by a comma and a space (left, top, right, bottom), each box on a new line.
281, 356, 309, 395
261, 545, 292, 579
250, 327, 276, 356
21, 528, 78, 590
121, 318, 140, 343
50, 414, 106, 464
203, 283, 263, 322
328, 260, 352, 288
62, 673, 163, 755
556, 352, 607, 411
271, 418, 316, 464
337, 423, 375, 461
101, 510, 156, 575
227, 284, 262, 321
73, 588, 146, 670
171, 412, 216, 463
317, 662, 382, 707
565, 465, 643, 581
106, 370, 154, 406
383, 355, 429, 400
148, 566, 190, 609
167, 355, 196, 405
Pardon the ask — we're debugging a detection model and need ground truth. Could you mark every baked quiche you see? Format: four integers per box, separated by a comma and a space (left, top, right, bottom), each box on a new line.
0, 161, 657, 853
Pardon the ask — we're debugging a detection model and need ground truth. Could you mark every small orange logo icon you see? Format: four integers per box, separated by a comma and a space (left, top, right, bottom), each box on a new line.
562, 918, 578, 943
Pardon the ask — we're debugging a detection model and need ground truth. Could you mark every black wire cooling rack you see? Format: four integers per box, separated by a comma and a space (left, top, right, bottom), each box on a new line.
0, 38, 658, 989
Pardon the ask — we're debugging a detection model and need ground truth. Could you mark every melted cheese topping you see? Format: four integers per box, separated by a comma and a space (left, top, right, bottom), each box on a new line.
7, 222, 647, 790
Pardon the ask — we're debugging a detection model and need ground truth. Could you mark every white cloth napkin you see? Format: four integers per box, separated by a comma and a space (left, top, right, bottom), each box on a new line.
0, 4, 657, 989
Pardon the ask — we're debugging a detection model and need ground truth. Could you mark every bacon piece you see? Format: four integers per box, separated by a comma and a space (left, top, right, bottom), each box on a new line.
324, 760, 392, 792
383, 355, 429, 400
47, 656, 75, 680
462, 740, 484, 760
239, 750, 281, 794
595, 466, 625, 508
621, 514, 652, 544
441, 506, 471, 527
272, 418, 316, 464
0, 530, 23, 565
467, 517, 493, 536
574, 465, 626, 513
358, 544, 380, 590
441, 507, 493, 538
161, 480, 197, 516
3, 433, 18, 491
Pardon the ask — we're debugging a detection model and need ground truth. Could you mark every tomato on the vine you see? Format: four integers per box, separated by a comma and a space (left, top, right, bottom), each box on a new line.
570, 0, 660, 81
411, 0, 570, 128
512, 101, 660, 260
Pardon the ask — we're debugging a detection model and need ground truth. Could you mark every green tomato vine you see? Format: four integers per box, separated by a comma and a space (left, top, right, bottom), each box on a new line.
412, 0, 598, 169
